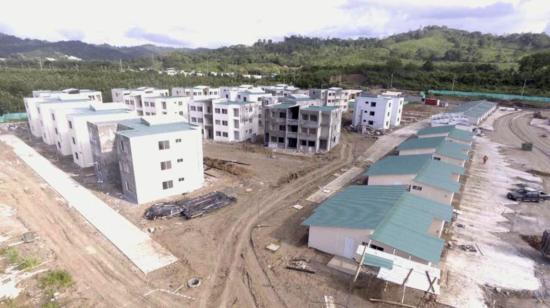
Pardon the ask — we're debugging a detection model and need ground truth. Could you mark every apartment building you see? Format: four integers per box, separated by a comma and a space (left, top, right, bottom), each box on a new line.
115, 118, 204, 204
111, 87, 169, 115
352, 93, 403, 131
188, 99, 213, 138
264, 102, 341, 153
212, 99, 260, 142
24, 89, 103, 138
309, 87, 360, 111
36, 100, 95, 144
141, 96, 190, 118
67, 108, 138, 168
262, 84, 300, 97
51, 103, 131, 156
171, 86, 220, 99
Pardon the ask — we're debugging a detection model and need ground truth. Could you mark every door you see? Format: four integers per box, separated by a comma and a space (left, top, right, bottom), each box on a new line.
343, 237, 357, 259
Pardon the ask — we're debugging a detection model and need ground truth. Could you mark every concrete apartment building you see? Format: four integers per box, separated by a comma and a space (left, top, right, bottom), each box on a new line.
262, 84, 300, 97
37, 100, 96, 145
32, 88, 103, 102
303, 185, 451, 264
352, 93, 404, 131
397, 136, 471, 167
51, 103, 132, 156
212, 99, 260, 142
115, 118, 204, 204
141, 96, 190, 118
67, 108, 138, 168
171, 86, 220, 99
111, 87, 169, 115
188, 98, 213, 138
364, 154, 464, 205
88, 120, 126, 184
264, 100, 341, 153
309, 87, 361, 111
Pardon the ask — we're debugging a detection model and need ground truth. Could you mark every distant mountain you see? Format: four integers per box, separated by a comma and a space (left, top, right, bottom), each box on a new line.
0, 33, 179, 61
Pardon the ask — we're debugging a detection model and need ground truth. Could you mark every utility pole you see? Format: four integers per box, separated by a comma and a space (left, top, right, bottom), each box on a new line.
389, 73, 394, 89
521, 79, 527, 96
119, 59, 123, 72
38, 58, 43, 71
451, 74, 456, 91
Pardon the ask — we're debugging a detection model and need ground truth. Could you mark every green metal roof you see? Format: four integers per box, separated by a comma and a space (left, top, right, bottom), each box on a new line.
448, 128, 474, 142
302, 185, 407, 229
363, 254, 393, 270
364, 154, 432, 176
450, 100, 497, 121
371, 193, 452, 264
365, 154, 464, 193
397, 137, 446, 151
417, 125, 455, 136
214, 100, 255, 106
303, 105, 338, 112
436, 141, 470, 161
303, 185, 452, 263
115, 118, 198, 138
269, 103, 297, 110
414, 160, 464, 193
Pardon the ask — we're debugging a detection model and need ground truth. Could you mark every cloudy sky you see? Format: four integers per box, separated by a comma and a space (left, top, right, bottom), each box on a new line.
1, 0, 549, 48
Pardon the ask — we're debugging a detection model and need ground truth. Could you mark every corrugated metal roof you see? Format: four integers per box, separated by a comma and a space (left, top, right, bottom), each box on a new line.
365, 154, 432, 176
436, 141, 470, 161
450, 100, 497, 121
303, 105, 338, 112
414, 160, 464, 193
302, 185, 407, 229
363, 254, 394, 270
417, 125, 455, 135
448, 129, 473, 142
372, 193, 452, 264
397, 137, 446, 151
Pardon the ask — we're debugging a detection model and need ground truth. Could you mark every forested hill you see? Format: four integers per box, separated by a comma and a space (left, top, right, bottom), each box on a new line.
2, 26, 550, 69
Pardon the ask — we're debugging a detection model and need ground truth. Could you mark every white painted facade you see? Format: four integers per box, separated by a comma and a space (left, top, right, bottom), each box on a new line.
141, 96, 190, 118
212, 99, 260, 142
116, 118, 204, 204
352, 94, 393, 130
32, 89, 103, 102
67, 108, 138, 168
111, 87, 169, 115
172, 86, 220, 99
37, 101, 92, 144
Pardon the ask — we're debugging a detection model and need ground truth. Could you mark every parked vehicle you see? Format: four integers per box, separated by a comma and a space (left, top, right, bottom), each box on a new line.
507, 188, 550, 202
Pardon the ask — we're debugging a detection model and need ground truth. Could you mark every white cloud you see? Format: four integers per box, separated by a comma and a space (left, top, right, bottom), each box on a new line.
0, 0, 548, 47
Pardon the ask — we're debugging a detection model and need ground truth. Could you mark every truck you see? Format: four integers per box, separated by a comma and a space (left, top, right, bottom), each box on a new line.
425, 98, 441, 106
506, 188, 550, 202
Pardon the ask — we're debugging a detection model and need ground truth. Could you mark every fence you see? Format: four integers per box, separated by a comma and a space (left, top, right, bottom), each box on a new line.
0, 112, 27, 123
427, 90, 550, 105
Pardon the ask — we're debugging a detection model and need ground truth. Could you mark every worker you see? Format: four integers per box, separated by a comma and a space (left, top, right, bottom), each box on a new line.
482, 155, 488, 164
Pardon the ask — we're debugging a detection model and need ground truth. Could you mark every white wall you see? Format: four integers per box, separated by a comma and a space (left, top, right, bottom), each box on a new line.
38, 101, 91, 145
353, 96, 392, 130
399, 148, 436, 156
308, 226, 372, 259
367, 174, 415, 185
410, 181, 455, 205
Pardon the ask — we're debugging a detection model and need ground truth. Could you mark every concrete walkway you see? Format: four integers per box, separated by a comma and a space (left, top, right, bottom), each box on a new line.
307, 120, 429, 203
0, 134, 177, 274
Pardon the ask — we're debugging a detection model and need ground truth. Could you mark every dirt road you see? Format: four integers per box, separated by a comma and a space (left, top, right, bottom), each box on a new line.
0, 142, 186, 307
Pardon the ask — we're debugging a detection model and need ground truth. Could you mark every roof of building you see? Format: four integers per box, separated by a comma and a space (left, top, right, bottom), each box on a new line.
303, 185, 452, 264
363, 254, 394, 270
397, 137, 447, 151
143, 96, 184, 100
365, 154, 464, 193
436, 141, 470, 161
68, 108, 132, 120
450, 100, 497, 121
303, 105, 338, 112
417, 125, 473, 143
269, 102, 297, 110
115, 118, 197, 138
214, 100, 255, 106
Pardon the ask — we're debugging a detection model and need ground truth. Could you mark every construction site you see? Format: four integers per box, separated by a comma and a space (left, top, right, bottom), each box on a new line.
1, 97, 550, 308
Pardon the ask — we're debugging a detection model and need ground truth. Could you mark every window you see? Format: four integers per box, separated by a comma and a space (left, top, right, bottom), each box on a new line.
54, 128, 58, 135
160, 160, 172, 170
221, 109, 228, 114
433, 156, 441, 161
150, 103, 155, 107
178, 177, 185, 182
369, 111, 375, 116
370, 102, 377, 107
178, 101, 183, 106
310, 115, 318, 122
191, 117, 197, 123
191, 106, 196, 111
175, 138, 181, 143
234, 131, 240, 140
74, 152, 79, 160
145, 102, 150, 107
162, 180, 173, 190
72, 137, 76, 144
179, 111, 184, 116
279, 125, 286, 131
368, 120, 374, 125
412, 185, 423, 191
216, 131, 221, 136
302, 114, 309, 121
215, 108, 220, 114
279, 112, 286, 119
270, 136, 277, 142
222, 120, 228, 126
278, 137, 284, 143
158, 140, 170, 150
162, 111, 168, 115
177, 158, 183, 163
234, 108, 240, 117
162, 102, 167, 109
300, 140, 307, 146
369, 244, 384, 251
243, 97, 247, 102
222, 132, 228, 137
385, 121, 389, 127
68, 121, 72, 129
308, 140, 315, 147
215, 120, 221, 125
51, 113, 55, 120
197, 107, 203, 112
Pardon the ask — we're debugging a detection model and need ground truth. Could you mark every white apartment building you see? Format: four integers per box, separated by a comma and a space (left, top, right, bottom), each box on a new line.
141, 96, 190, 118
111, 87, 169, 115
262, 84, 300, 97
67, 108, 138, 168
171, 86, 220, 99
32, 88, 103, 102
309, 87, 360, 111
188, 99, 212, 138
236, 87, 271, 103
115, 118, 204, 204
212, 99, 260, 142
352, 93, 403, 131
37, 100, 94, 144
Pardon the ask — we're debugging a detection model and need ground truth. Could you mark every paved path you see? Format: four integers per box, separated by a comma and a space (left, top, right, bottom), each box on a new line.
0, 134, 177, 274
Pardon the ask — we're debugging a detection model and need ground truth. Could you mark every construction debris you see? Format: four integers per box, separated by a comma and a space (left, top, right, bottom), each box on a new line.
286, 259, 315, 274
203, 157, 248, 176
266, 243, 280, 252
144, 192, 236, 220
458, 244, 477, 253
